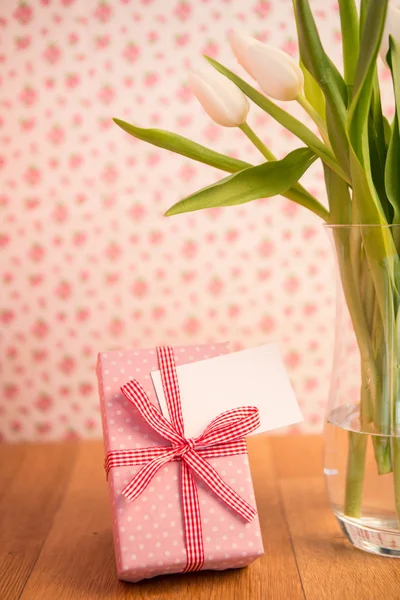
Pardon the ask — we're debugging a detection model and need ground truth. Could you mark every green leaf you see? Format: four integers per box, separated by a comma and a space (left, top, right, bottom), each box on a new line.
368, 74, 390, 220
371, 76, 386, 161
388, 36, 400, 123
294, 2, 347, 105
239, 122, 328, 217
338, 0, 360, 85
300, 61, 325, 120
323, 164, 351, 224
294, 0, 350, 176
385, 113, 400, 222
359, 0, 372, 37
347, 3, 397, 316
204, 56, 349, 183
348, 0, 388, 163
369, 113, 392, 222
383, 116, 392, 146
368, 73, 390, 221
347, 0, 389, 227
113, 118, 251, 174
113, 117, 329, 220
385, 36, 400, 222
351, 155, 397, 325
165, 148, 317, 216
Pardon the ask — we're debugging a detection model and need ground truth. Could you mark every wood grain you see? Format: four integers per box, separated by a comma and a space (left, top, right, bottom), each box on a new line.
270, 435, 323, 480
1, 435, 399, 599
280, 477, 400, 600
0, 444, 26, 502
0, 442, 78, 600
19, 436, 304, 600
19, 441, 120, 600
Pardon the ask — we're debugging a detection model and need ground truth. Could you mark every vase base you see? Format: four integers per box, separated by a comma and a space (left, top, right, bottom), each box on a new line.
336, 514, 400, 557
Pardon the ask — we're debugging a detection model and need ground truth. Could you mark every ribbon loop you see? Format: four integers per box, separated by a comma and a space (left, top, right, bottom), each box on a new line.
196, 406, 260, 447
105, 346, 259, 574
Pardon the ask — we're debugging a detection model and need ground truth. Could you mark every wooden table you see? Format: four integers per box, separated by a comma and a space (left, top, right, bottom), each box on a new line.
1, 435, 399, 600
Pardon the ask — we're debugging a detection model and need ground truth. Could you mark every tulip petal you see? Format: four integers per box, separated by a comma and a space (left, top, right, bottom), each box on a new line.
229, 31, 303, 101
247, 43, 304, 101
189, 62, 249, 127
228, 30, 257, 78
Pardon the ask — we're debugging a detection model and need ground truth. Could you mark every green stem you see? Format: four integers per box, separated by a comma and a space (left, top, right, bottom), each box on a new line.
349, 208, 361, 284
358, 246, 375, 425
372, 314, 393, 474
358, 238, 392, 474
333, 231, 378, 400
357, 236, 392, 474
392, 309, 400, 519
391, 304, 400, 522
356, 224, 399, 477
239, 122, 276, 161
296, 93, 331, 147
239, 122, 330, 222
333, 230, 376, 517
370, 259, 396, 474
361, 259, 375, 332
337, 0, 359, 86
344, 430, 368, 518
363, 275, 393, 476
284, 187, 330, 221
373, 359, 393, 474
393, 438, 400, 521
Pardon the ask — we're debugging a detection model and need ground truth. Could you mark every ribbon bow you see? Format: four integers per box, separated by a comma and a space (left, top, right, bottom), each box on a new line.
105, 346, 260, 573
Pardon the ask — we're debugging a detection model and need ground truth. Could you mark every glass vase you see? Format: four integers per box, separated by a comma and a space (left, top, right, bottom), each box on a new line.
324, 224, 400, 556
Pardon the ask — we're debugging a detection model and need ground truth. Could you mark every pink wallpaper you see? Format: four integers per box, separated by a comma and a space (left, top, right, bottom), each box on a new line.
0, 0, 394, 441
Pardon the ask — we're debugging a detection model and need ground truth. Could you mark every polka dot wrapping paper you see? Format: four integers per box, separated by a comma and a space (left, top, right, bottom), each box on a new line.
97, 343, 264, 582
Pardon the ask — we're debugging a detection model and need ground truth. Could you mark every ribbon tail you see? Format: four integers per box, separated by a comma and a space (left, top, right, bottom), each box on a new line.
184, 451, 257, 523
181, 462, 204, 572
121, 449, 177, 502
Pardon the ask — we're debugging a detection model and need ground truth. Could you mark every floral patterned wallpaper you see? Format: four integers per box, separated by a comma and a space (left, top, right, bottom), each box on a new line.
0, 0, 394, 441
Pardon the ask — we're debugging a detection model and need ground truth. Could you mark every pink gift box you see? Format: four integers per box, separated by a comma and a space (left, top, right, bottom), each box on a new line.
97, 343, 264, 582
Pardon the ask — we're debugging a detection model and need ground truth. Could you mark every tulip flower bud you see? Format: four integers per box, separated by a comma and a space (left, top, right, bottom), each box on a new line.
188, 60, 250, 127
380, 3, 400, 65
228, 30, 258, 79
229, 30, 304, 101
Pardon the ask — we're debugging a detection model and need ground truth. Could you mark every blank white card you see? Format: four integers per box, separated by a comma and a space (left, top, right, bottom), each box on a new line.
151, 343, 302, 439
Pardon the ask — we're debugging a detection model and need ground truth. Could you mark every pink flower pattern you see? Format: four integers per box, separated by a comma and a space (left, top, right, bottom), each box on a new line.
0, 0, 394, 441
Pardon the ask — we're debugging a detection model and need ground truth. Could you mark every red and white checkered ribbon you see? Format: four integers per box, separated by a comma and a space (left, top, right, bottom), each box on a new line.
105, 346, 259, 573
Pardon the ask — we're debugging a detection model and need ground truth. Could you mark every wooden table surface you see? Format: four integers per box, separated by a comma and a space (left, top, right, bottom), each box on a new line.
1, 435, 399, 600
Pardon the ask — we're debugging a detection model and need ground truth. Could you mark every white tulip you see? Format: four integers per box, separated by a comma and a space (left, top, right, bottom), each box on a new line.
228, 30, 304, 101
228, 30, 258, 79
380, 3, 400, 65
188, 60, 250, 127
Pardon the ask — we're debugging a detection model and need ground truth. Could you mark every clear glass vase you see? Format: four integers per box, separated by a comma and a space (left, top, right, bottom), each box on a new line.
324, 224, 400, 556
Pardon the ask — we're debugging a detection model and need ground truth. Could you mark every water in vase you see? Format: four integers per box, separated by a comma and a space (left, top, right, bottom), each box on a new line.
325, 404, 400, 555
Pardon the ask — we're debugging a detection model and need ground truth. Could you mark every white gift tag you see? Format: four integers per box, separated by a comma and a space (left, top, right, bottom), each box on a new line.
151, 343, 302, 438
